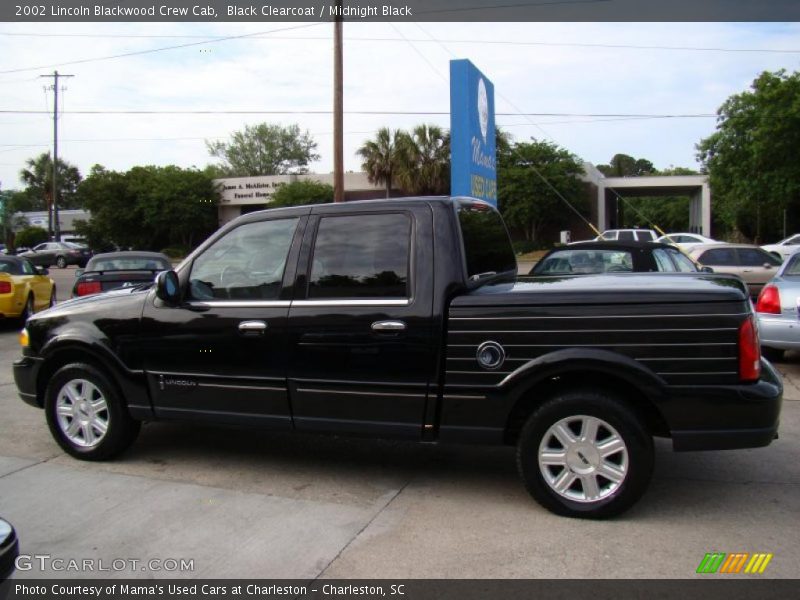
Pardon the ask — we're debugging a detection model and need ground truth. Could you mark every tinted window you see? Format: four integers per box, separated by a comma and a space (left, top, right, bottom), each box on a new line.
783, 255, 800, 275
188, 218, 298, 301
309, 213, 410, 299
652, 249, 676, 272
90, 257, 170, 271
636, 231, 655, 241
699, 248, 736, 266
785, 235, 800, 245
457, 203, 516, 280
667, 249, 699, 272
617, 231, 635, 241
0, 259, 22, 275
738, 248, 781, 267
34, 244, 48, 251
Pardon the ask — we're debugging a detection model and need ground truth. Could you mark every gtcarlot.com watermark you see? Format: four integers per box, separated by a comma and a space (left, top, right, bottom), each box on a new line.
15, 554, 195, 573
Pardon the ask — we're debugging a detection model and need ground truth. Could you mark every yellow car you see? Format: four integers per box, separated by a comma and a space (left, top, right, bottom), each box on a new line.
0, 255, 56, 322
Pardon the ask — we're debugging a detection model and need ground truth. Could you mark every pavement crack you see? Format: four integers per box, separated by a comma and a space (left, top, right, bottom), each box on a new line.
313, 478, 412, 581
0, 454, 60, 479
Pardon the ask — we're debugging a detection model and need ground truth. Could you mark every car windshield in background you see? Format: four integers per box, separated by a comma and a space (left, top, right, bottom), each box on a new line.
532, 249, 634, 275
88, 257, 170, 271
783, 255, 800, 276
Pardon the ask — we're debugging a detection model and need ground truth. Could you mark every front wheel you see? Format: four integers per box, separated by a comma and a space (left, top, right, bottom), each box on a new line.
517, 389, 654, 519
56, 256, 67, 269
44, 363, 140, 460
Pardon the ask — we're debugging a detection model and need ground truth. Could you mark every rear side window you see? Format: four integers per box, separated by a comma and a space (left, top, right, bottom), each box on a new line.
699, 248, 736, 266
636, 231, 655, 241
617, 231, 635, 241
738, 248, 781, 267
457, 203, 516, 281
309, 213, 410, 299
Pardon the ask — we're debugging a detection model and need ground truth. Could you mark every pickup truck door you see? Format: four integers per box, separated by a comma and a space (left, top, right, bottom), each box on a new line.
139, 213, 308, 427
286, 206, 435, 438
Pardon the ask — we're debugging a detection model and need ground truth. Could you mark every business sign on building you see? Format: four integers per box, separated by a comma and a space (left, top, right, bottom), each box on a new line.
450, 59, 496, 206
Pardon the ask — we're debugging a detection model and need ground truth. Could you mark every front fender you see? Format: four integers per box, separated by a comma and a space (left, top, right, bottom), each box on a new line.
496, 347, 668, 406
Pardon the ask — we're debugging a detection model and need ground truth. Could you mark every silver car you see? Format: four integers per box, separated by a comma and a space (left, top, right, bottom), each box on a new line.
756, 250, 800, 361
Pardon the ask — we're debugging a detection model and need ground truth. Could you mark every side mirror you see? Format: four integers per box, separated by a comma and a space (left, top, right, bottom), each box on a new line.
155, 270, 180, 304
35, 266, 49, 276
75, 269, 84, 278
763, 263, 773, 269
700, 266, 714, 273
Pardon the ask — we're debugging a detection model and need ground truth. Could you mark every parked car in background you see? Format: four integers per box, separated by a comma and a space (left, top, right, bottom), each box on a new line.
0, 517, 19, 580
596, 228, 658, 242
761, 234, 800, 262
72, 251, 171, 297
755, 250, 800, 362
656, 232, 717, 249
18, 241, 92, 268
528, 241, 704, 276
687, 244, 782, 297
0, 255, 56, 322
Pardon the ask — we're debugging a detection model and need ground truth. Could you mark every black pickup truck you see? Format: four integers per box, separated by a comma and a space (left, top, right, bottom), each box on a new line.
13, 197, 782, 518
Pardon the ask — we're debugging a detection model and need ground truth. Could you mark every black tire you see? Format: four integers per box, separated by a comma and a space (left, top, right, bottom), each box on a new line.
44, 363, 140, 460
56, 256, 67, 269
762, 346, 785, 363
19, 294, 34, 324
517, 389, 654, 519
49, 286, 57, 308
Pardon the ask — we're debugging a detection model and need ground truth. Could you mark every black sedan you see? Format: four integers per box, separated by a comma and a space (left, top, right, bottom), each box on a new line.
528, 241, 707, 276
18, 241, 92, 268
72, 251, 172, 297
0, 517, 18, 580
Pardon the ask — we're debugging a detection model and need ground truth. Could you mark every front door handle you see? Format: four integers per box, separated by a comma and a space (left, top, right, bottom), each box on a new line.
371, 320, 406, 332
239, 320, 267, 335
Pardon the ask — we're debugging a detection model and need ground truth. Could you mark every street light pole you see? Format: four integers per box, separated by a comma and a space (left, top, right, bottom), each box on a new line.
40, 70, 74, 241
333, 4, 344, 202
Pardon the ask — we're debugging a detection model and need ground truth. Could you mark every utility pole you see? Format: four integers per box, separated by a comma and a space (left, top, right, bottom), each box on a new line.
40, 70, 73, 240
333, 2, 344, 202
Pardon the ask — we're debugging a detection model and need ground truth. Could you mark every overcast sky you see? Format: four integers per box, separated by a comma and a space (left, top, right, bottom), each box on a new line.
0, 21, 798, 190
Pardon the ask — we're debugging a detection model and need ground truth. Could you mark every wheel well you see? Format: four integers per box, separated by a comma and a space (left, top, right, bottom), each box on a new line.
503, 370, 670, 445
36, 347, 119, 407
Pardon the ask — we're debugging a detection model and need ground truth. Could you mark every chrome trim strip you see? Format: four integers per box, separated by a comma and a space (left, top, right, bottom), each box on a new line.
657, 371, 738, 376
296, 387, 423, 398
291, 377, 425, 388
447, 343, 736, 348
449, 313, 749, 320
149, 371, 284, 383
638, 357, 736, 362
449, 328, 737, 334
447, 370, 511, 375
197, 382, 285, 392
186, 300, 291, 308
293, 299, 410, 307
443, 394, 487, 400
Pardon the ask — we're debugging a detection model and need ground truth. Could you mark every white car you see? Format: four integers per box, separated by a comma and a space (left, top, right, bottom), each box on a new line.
596, 228, 658, 242
761, 234, 800, 262
656, 232, 717, 249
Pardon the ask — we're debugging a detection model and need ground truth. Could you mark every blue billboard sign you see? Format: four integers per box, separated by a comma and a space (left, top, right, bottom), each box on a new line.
450, 59, 496, 206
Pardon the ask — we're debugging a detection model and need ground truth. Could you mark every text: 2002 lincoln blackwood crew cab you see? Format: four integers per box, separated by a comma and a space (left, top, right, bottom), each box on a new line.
14, 198, 782, 518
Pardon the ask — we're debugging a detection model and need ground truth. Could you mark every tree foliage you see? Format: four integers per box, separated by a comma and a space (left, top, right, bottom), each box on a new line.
697, 70, 800, 242
15, 226, 48, 248
356, 127, 403, 198
75, 164, 219, 251
207, 123, 319, 177
395, 124, 450, 195
596, 154, 656, 177
497, 140, 586, 242
19, 152, 82, 212
270, 180, 334, 207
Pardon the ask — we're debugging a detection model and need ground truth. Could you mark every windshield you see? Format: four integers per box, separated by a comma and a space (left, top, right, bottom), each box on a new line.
88, 256, 170, 271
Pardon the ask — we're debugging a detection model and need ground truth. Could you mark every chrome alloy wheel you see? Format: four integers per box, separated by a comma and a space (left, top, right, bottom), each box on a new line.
538, 415, 628, 503
55, 379, 110, 448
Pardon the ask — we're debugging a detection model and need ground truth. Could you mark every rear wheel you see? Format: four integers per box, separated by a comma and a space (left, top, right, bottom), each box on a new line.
56, 256, 67, 269
45, 363, 140, 460
762, 346, 785, 362
517, 389, 654, 519
19, 294, 34, 323
49, 286, 57, 308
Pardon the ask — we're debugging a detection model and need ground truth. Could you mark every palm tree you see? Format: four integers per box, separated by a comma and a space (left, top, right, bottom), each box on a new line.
396, 124, 450, 196
356, 128, 403, 198
19, 153, 81, 236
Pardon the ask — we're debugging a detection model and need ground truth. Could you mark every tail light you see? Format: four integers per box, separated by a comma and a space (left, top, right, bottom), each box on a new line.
0, 281, 11, 294
756, 285, 781, 314
738, 316, 761, 382
75, 281, 102, 296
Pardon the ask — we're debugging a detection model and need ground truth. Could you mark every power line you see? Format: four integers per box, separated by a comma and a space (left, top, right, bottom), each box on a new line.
2, 31, 798, 55
0, 22, 327, 75
0, 109, 719, 117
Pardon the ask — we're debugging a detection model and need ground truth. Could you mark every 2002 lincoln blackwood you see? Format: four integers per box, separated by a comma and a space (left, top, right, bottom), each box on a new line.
14, 197, 782, 518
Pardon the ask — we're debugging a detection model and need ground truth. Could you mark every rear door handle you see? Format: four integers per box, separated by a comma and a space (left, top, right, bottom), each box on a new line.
239, 320, 267, 335
371, 320, 406, 332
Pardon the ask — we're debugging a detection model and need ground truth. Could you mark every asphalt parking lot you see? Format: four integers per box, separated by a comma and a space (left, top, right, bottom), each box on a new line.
0, 266, 797, 579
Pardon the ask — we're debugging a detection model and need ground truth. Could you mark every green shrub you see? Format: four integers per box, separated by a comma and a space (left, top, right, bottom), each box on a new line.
160, 246, 189, 259
14, 226, 49, 249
